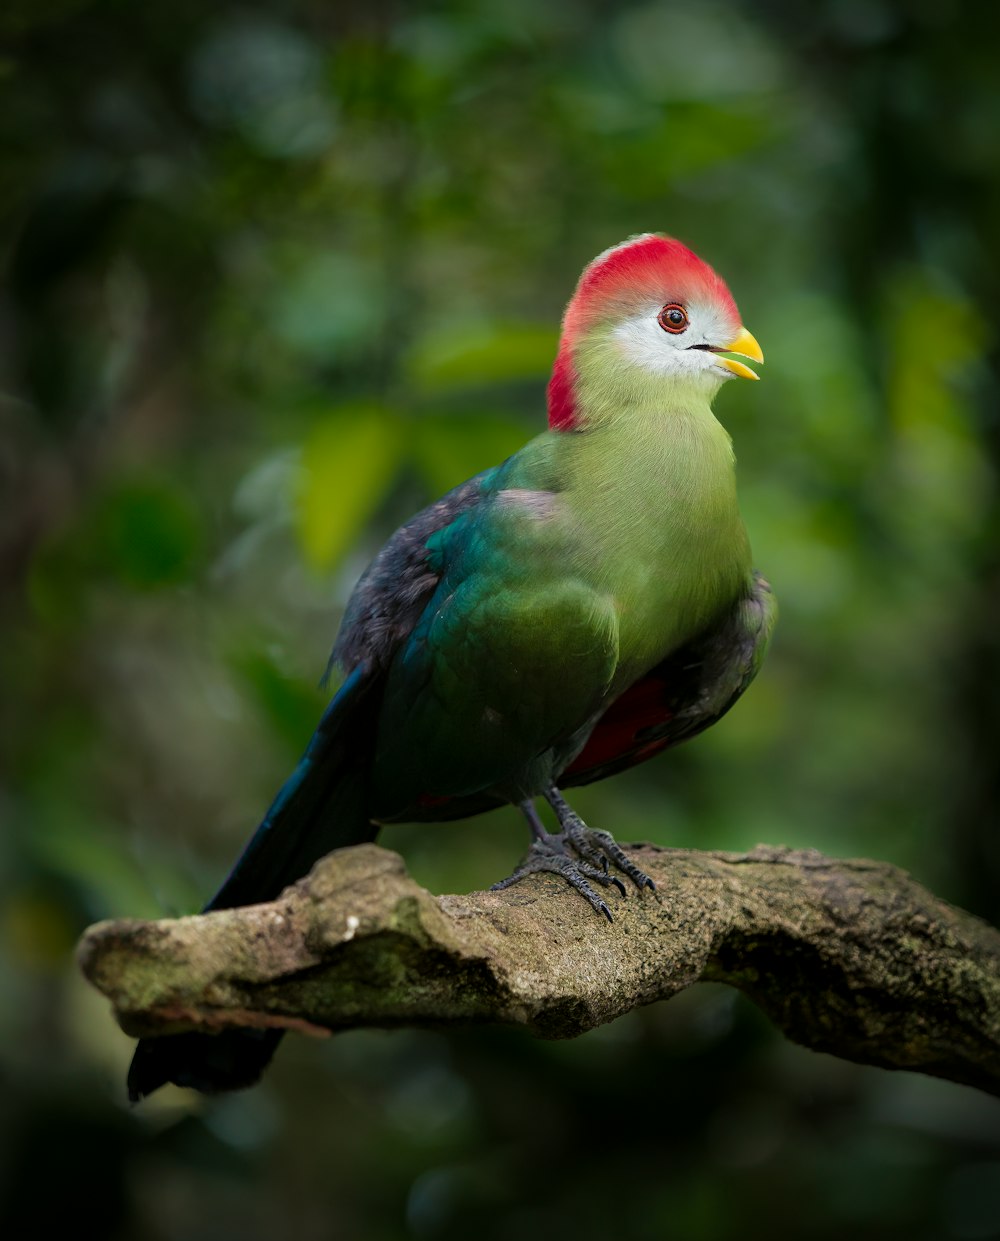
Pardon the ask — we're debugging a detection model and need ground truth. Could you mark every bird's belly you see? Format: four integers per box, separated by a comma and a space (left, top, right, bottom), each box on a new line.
584, 530, 747, 696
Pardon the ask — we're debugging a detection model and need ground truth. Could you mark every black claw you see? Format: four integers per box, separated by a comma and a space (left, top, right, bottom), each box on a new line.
498, 792, 656, 920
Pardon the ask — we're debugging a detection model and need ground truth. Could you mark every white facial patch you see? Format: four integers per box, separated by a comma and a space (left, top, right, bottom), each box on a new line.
611, 301, 736, 389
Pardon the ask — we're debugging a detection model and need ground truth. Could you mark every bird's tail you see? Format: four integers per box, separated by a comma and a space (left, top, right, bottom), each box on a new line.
126, 665, 380, 1101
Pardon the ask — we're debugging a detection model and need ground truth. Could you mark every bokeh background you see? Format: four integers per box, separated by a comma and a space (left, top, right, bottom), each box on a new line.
2, 1, 1000, 1237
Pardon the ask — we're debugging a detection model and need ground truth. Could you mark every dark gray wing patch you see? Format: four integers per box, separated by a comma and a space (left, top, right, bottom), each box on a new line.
561, 571, 777, 787
329, 473, 488, 677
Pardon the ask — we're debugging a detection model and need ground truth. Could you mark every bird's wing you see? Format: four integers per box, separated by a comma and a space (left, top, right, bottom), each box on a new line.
561, 571, 776, 787
330, 471, 493, 678
125, 474, 498, 1102
204, 477, 497, 909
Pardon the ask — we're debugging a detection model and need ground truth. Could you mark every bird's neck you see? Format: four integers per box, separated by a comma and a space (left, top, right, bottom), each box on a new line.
545, 396, 750, 669
547, 332, 726, 431
563, 397, 741, 540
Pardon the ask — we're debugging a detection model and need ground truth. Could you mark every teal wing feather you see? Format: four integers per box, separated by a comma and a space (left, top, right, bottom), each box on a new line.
331, 471, 492, 676
366, 476, 622, 819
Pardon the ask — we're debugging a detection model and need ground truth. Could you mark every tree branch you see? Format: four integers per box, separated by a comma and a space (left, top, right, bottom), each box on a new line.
77, 843, 1000, 1096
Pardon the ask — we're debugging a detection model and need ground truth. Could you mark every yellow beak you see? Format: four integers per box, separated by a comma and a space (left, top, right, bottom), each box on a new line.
717, 326, 764, 381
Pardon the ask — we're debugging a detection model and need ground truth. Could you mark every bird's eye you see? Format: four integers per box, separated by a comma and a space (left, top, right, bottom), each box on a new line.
657, 303, 689, 334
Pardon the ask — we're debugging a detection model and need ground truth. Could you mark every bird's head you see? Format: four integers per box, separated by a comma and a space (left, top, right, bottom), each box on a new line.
548, 233, 763, 430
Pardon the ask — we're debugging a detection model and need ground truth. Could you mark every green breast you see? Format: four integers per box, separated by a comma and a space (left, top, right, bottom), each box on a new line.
508, 405, 751, 689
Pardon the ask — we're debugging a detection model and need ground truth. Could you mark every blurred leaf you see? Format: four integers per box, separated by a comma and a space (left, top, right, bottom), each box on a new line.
405, 323, 558, 393
26, 528, 90, 626
188, 16, 336, 158
93, 479, 204, 589
591, 104, 774, 194
295, 404, 404, 570
411, 413, 528, 495
3, 892, 78, 969
269, 250, 386, 361
27, 475, 203, 620
885, 274, 992, 552
27, 805, 178, 921
231, 646, 323, 752
614, 1, 785, 102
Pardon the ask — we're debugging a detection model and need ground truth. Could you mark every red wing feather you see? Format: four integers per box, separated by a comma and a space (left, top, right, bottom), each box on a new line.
563, 669, 675, 780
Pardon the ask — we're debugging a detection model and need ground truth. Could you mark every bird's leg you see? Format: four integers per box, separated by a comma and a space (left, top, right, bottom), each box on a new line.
544, 787, 656, 894
521, 799, 549, 843
490, 792, 655, 921
490, 799, 628, 922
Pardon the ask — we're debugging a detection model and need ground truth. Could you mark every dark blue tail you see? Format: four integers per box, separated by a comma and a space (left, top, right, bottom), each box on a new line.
127, 666, 380, 1101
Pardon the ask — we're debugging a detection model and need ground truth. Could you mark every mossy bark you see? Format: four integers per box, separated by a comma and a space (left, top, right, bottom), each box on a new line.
77, 843, 1000, 1096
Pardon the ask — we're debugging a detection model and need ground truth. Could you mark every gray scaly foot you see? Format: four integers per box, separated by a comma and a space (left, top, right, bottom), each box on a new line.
490, 793, 653, 921
546, 788, 656, 893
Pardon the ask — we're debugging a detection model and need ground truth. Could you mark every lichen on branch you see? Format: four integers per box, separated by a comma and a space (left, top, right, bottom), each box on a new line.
77, 842, 1000, 1097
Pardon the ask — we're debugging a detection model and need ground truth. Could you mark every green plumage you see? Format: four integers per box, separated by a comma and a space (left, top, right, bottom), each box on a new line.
371, 396, 752, 818
127, 232, 775, 1099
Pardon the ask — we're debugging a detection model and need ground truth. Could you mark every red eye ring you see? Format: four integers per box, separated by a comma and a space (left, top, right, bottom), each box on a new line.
658, 303, 689, 334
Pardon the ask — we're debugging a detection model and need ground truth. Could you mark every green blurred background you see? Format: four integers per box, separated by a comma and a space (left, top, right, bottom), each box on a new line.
2, 1, 1000, 1237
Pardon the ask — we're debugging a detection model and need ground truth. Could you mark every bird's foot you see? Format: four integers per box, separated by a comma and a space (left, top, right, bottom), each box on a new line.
490, 790, 655, 921
561, 818, 657, 894
490, 838, 626, 922
545, 787, 656, 895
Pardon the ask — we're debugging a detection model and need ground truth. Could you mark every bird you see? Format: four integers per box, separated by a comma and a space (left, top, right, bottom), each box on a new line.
127, 232, 776, 1101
